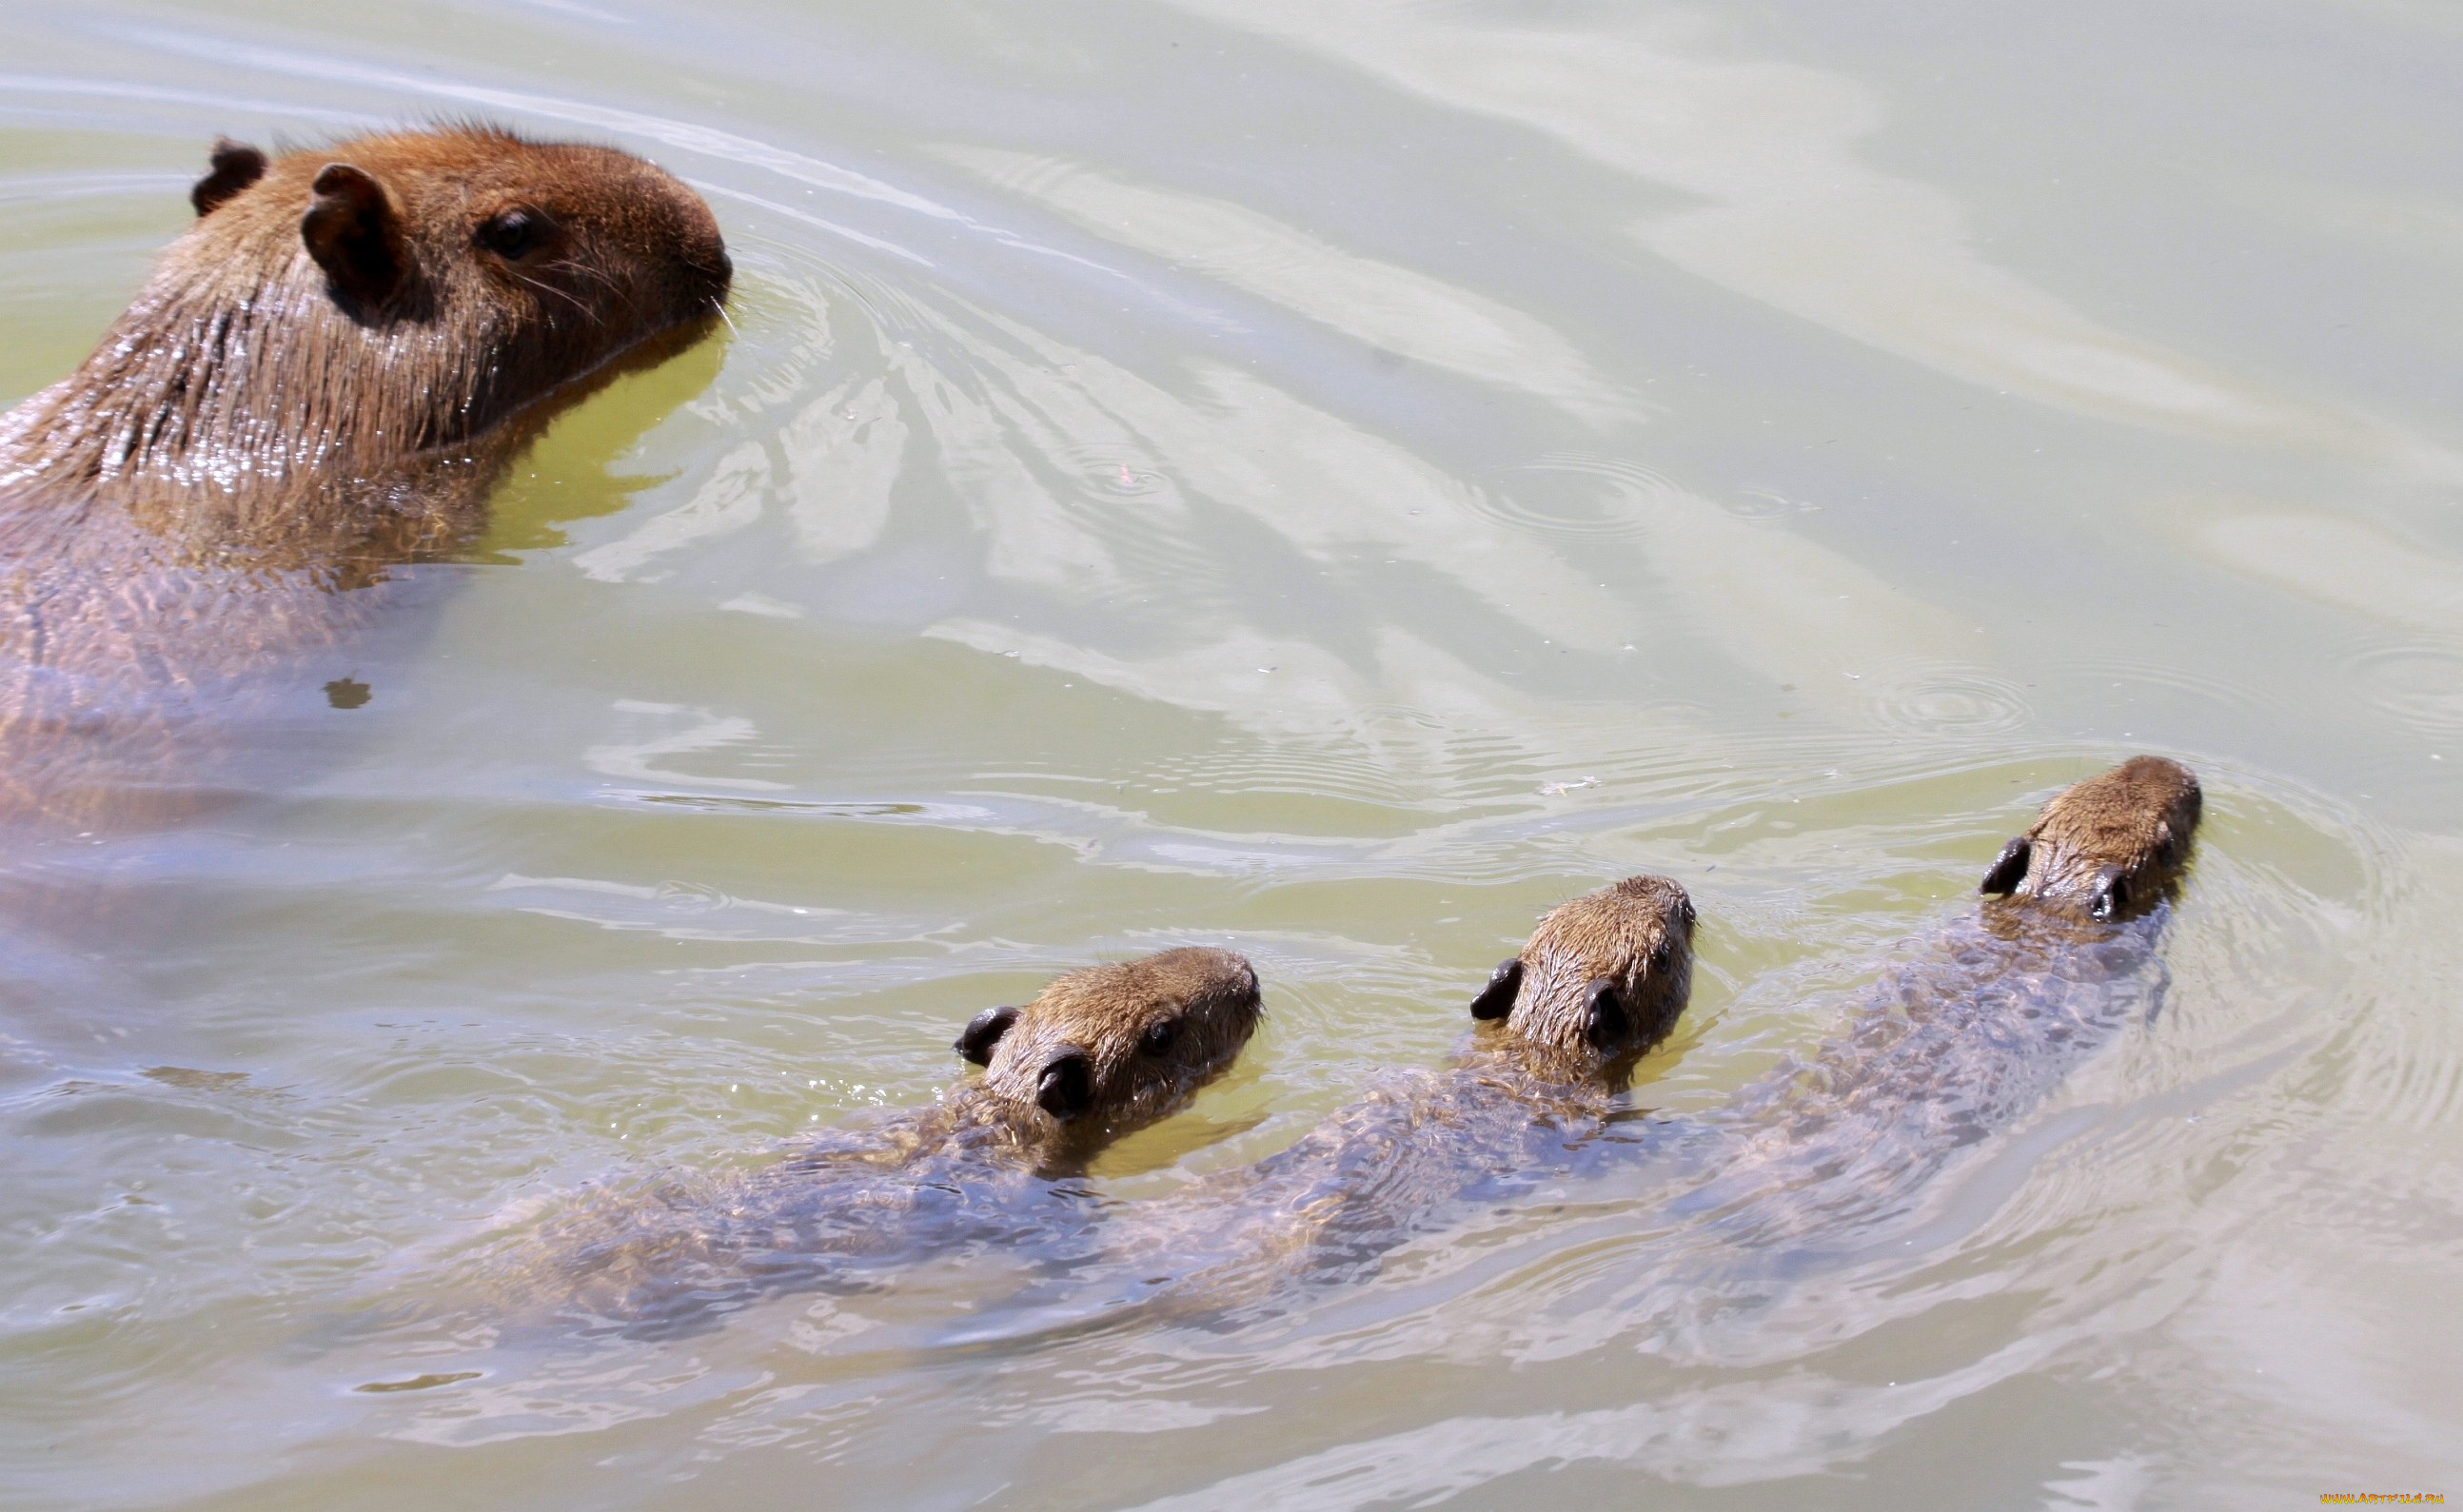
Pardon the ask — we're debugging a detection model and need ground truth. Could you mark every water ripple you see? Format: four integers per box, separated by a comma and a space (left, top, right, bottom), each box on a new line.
1861, 662, 2034, 738
2345, 639, 2463, 740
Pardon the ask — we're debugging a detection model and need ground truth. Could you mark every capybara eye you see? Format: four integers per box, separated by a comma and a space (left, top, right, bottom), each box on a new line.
477, 207, 551, 261
1140, 1019, 1179, 1057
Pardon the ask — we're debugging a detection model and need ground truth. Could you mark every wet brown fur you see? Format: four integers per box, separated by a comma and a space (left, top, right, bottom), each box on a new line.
1478, 874, 1698, 1080
1981, 754, 2202, 921
0, 128, 731, 837
950, 945, 1271, 1171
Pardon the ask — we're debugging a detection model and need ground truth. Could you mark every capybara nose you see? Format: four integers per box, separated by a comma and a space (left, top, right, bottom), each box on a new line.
1036, 1051, 1094, 1121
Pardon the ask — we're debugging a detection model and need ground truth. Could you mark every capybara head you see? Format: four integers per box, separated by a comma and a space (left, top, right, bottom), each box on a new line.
1468, 874, 1696, 1068
11, 126, 729, 494
1980, 756, 2202, 922
954, 947, 1263, 1137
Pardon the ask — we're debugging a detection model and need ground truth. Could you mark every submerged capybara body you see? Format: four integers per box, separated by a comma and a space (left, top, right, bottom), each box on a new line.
470, 948, 1264, 1332
0, 128, 730, 836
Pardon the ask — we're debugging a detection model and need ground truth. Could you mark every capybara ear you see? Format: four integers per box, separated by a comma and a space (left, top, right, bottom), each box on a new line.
1980, 836, 2031, 895
1036, 1051, 1094, 1121
2151, 819, 2188, 871
2088, 867, 2129, 923
955, 1005, 1021, 1066
1469, 957, 1523, 1020
302, 163, 408, 308
1582, 977, 1627, 1051
190, 138, 266, 217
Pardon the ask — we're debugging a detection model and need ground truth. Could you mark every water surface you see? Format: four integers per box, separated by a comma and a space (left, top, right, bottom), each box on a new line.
4, 0, 2460, 1505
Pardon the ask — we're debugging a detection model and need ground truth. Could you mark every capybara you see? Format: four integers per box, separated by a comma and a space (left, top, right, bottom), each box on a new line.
1076, 877, 1697, 1308
461, 947, 1264, 1334
0, 128, 730, 837
1677, 756, 2205, 1247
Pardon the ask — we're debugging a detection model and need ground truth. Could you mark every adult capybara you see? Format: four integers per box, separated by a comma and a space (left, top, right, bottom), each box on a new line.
0, 127, 730, 837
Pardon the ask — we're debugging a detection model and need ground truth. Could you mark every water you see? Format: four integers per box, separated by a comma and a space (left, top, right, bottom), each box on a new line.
4, 0, 2461, 1505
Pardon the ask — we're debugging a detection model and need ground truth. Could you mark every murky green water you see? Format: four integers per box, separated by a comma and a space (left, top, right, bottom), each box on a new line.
6, 0, 2462, 1505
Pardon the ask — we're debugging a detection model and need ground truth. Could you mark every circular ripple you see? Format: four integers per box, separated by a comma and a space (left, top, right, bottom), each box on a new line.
2348, 641, 2463, 739
1479, 453, 1685, 538
1865, 664, 2034, 738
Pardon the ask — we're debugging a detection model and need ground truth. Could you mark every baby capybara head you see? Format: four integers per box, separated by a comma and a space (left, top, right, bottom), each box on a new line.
954, 948, 1263, 1138
16, 126, 729, 492
1468, 874, 1696, 1069
1980, 756, 2202, 922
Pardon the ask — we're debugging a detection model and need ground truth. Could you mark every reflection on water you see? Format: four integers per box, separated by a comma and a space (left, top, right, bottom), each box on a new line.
5, 0, 2463, 1506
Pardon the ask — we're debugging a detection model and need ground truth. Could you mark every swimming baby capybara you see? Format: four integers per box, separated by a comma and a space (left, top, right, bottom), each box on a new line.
1069, 878, 1698, 1309
1671, 755, 2205, 1248
463, 947, 1263, 1335
0, 128, 730, 836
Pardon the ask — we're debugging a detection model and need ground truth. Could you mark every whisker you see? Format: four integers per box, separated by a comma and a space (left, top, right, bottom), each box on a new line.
510, 269, 603, 328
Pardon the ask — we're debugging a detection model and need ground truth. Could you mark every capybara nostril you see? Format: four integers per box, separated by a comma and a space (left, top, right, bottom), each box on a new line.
1036, 1052, 1095, 1122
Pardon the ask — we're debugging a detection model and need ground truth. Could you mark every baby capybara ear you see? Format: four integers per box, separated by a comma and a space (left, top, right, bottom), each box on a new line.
956, 1005, 1021, 1066
2087, 867, 2129, 923
1469, 957, 1523, 1020
1582, 978, 1626, 1050
190, 138, 266, 217
1035, 1051, 1094, 1121
302, 162, 408, 308
1980, 836, 2031, 895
